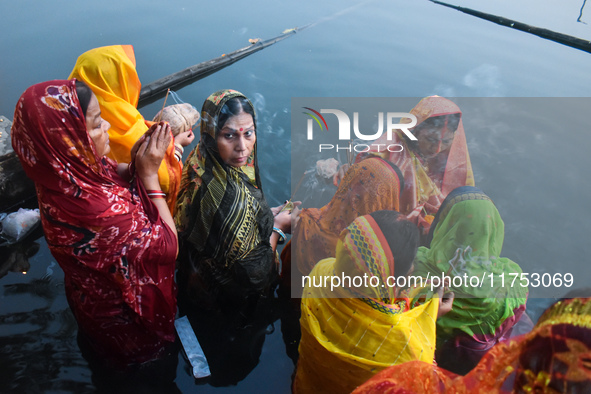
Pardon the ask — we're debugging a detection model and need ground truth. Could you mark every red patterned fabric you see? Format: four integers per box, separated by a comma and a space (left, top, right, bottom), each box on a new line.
11, 80, 177, 365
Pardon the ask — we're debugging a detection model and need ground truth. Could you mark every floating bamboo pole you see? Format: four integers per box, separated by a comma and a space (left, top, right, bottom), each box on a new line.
430, 0, 591, 54
138, 26, 309, 108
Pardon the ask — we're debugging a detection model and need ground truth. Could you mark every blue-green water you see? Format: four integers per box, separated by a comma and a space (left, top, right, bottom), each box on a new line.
1, 0, 591, 392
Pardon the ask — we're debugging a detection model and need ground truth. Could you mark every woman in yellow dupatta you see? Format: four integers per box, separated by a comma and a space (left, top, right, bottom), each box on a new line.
69, 45, 182, 211
355, 96, 474, 237
294, 211, 446, 394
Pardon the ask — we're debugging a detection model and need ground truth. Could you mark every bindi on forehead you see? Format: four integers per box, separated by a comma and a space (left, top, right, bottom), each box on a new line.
222, 124, 254, 133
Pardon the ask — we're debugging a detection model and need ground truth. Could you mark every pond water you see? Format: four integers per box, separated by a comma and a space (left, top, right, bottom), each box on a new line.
1, 0, 590, 392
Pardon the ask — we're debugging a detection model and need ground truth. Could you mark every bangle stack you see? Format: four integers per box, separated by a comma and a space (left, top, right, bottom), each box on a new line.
273, 226, 286, 244
146, 189, 166, 199
174, 143, 184, 162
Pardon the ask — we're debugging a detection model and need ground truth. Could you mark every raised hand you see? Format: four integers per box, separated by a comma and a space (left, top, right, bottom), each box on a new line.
333, 163, 351, 186
174, 129, 195, 148
130, 123, 158, 162
135, 122, 172, 189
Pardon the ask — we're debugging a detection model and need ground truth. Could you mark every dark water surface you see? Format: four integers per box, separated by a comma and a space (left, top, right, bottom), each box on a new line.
1, 0, 590, 392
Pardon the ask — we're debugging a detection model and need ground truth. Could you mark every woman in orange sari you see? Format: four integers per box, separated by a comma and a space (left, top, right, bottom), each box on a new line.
354, 96, 474, 236
281, 157, 403, 289
353, 297, 591, 393
69, 45, 189, 211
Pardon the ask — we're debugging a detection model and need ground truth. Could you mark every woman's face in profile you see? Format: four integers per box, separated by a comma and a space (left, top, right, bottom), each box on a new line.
216, 112, 256, 167
86, 94, 111, 158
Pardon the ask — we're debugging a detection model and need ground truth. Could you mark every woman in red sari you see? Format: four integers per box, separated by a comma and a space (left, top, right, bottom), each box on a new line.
11, 79, 178, 367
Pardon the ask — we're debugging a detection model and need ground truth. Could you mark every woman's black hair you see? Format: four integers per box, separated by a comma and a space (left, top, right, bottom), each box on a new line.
74, 80, 93, 117
369, 210, 420, 276
216, 97, 256, 136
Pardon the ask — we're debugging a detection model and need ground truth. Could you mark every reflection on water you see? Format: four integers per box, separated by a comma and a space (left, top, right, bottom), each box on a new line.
0, 225, 302, 393
0, 266, 90, 392
78, 331, 181, 394
180, 296, 290, 388
0, 241, 38, 278
4, 274, 60, 302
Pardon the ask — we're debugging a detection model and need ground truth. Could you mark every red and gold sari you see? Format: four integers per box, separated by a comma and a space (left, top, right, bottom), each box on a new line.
11, 80, 177, 365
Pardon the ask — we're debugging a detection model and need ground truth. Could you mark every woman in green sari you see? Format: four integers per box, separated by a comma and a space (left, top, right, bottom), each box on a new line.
412, 186, 528, 375
174, 89, 292, 313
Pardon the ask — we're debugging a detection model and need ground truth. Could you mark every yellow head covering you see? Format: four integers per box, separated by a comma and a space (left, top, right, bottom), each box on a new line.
294, 215, 439, 393
69, 45, 180, 211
